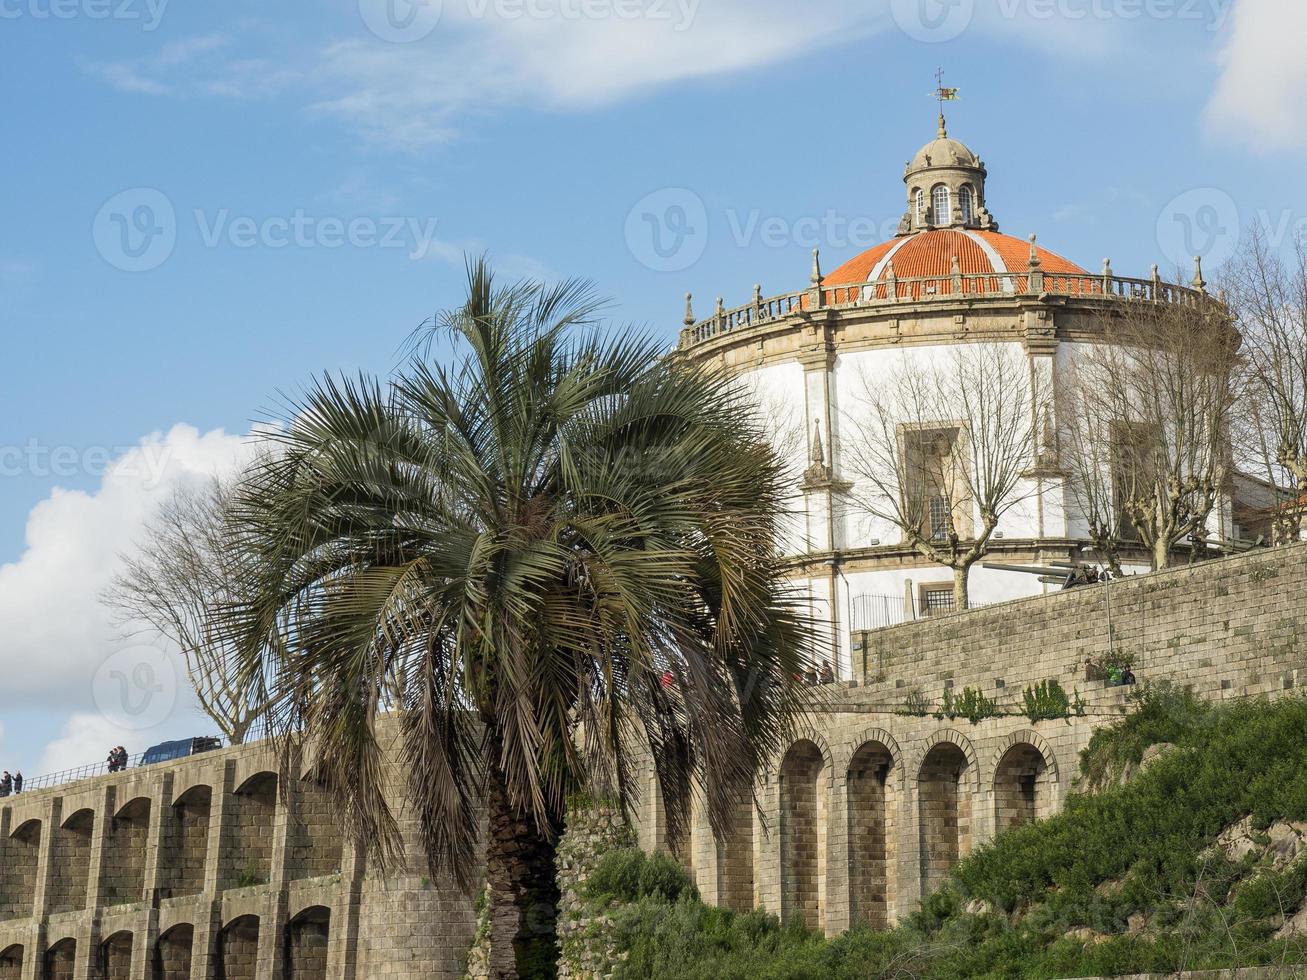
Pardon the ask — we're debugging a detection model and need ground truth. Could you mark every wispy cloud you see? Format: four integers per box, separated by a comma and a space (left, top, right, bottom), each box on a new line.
1206, 0, 1307, 152
82, 32, 232, 96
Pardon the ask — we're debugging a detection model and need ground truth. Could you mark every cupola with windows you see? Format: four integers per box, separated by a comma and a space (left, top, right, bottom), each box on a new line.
898, 113, 998, 235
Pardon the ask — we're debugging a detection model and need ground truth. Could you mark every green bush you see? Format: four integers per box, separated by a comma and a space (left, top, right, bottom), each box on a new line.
936, 686, 1001, 724
1022, 679, 1084, 723
1078, 681, 1208, 788
587, 848, 699, 905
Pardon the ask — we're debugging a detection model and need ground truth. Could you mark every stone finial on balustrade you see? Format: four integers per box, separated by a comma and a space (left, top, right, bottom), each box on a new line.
753, 283, 763, 319
809, 247, 825, 309
950, 254, 963, 294
683, 292, 695, 328
1193, 255, 1207, 294
1102, 258, 1113, 294
1028, 234, 1044, 294
715, 296, 725, 323
885, 259, 898, 301
1152, 264, 1162, 298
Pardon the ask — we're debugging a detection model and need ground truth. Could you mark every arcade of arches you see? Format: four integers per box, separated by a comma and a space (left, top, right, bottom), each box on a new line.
645, 727, 1062, 933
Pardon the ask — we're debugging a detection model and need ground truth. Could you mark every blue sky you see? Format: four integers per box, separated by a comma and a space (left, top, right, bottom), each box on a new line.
0, 0, 1302, 775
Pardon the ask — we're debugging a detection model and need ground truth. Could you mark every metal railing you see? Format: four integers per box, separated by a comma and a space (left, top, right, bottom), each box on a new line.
10, 730, 257, 796
850, 593, 916, 632
679, 270, 1220, 349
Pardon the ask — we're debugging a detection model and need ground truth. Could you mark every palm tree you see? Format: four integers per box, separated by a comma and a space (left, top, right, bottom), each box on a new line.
221, 258, 814, 978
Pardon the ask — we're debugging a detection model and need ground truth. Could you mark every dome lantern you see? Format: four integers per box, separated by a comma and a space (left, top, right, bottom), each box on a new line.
898, 110, 998, 236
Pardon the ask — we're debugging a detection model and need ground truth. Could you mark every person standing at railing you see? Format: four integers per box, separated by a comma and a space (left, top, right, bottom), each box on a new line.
0, 771, 10, 797
12, 771, 21, 793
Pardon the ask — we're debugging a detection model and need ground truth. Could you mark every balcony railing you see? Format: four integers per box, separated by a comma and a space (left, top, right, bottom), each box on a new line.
679, 268, 1219, 349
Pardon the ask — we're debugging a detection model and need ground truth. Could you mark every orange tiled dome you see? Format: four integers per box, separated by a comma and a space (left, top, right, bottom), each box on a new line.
824, 229, 1086, 286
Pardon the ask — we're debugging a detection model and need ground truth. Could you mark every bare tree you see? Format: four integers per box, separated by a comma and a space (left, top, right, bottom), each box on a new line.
1056, 373, 1126, 576
107, 474, 272, 744
1059, 294, 1237, 571
845, 343, 1048, 610
1228, 225, 1307, 543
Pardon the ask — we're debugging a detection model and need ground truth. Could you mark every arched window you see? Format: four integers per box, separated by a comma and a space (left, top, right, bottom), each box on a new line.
914, 189, 926, 226
959, 186, 975, 224
931, 185, 951, 226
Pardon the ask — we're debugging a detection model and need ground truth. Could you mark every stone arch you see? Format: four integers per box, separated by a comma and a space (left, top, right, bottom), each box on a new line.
164, 784, 212, 898
779, 738, 829, 930
916, 730, 977, 898
43, 938, 76, 980
218, 915, 260, 980
846, 731, 902, 929
287, 771, 344, 881
222, 773, 278, 889
49, 807, 95, 914
96, 930, 133, 980
284, 905, 330, 980
991, 732, 1060, 834
0, 818, 41, 920
103, 796, 151, 905
152, 924, 193, 980
0, 943, 22, 980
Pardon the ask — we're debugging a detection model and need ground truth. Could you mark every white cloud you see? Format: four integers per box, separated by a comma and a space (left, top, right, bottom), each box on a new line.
1206, 0, 1307, 152
311, 1, 883, 148
0, 425, 258, 765
36, 711, 205, 777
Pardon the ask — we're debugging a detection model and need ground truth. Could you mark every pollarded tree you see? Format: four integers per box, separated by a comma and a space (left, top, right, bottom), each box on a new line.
216, 259, 814, 979
1060, 294, 1238, 570
1229, 226, 1307, 543
844, 343, 1048, 610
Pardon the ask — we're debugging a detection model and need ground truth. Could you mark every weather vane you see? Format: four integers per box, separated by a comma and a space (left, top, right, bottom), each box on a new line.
932, 68, 960, 135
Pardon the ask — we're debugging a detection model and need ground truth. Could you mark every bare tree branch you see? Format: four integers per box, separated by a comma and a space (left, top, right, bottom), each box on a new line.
105, 472, 273, 743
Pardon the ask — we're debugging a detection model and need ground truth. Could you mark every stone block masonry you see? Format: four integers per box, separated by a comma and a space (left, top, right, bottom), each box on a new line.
644, 543, 1307, 934
0, 543, 1304, 975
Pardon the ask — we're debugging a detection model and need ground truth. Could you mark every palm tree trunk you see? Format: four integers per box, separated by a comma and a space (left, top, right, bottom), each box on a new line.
484, 761, 561, 980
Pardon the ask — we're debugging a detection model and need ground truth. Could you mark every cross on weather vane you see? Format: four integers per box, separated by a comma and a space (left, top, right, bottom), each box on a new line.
932, 69, 960, 136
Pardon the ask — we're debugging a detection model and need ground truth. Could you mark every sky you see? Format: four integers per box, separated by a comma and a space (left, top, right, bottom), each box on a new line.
0, 0, 1303, 777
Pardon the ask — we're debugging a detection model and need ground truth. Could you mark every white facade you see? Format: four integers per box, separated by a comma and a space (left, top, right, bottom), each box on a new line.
676, 123, 1220, 677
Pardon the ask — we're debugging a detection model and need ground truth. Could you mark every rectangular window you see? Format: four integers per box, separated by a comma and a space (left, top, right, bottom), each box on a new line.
928, 496, 951, 541
902, 425, 968, 543
920, 585, 956, 616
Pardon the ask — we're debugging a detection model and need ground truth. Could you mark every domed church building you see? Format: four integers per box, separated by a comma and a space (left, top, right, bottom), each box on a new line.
674, 113, 1226, 679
